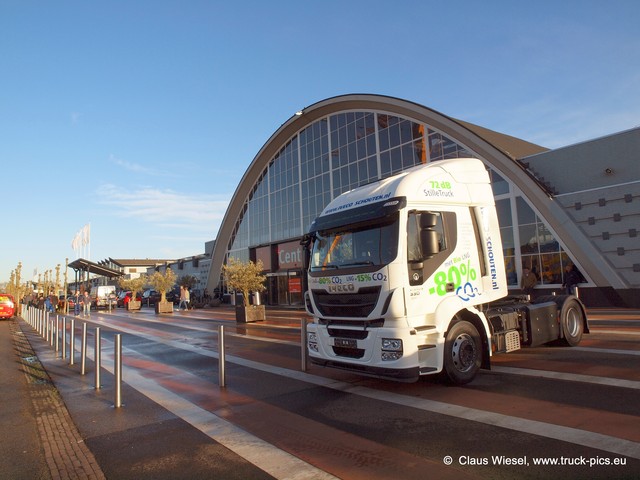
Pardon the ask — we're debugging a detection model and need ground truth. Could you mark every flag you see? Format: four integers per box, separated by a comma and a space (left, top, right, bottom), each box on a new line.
72, 231, 81, 251
82, 224, 91, 246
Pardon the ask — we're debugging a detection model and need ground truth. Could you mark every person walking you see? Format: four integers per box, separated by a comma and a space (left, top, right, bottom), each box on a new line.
83, 291, 91, 316
178, 286, 187, 311
74, 291, 81, 316
184, 287, 190, 310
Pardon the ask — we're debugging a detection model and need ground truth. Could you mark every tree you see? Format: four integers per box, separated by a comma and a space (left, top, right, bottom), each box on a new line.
149, 268, 177, 303
177, 275, 198, 290
222, 258, 266, 307
118, 274, 147, 302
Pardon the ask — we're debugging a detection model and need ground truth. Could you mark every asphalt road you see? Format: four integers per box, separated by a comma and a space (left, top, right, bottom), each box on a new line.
19, 305, 640, 479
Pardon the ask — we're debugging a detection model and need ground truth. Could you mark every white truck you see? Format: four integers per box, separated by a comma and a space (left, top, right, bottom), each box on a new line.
303, 158, 588, 385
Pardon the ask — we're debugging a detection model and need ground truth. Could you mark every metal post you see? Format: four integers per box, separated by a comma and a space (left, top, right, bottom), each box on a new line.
218, 325, 225, 387
49, 313, 54, 346
55, 315, 59, 353
81, 323, 87, 375
114, 334, 122, 407
301, 318, 308, 372
69, 318, 75, 366
62, 317, 67, 359
95, 327, 101, 389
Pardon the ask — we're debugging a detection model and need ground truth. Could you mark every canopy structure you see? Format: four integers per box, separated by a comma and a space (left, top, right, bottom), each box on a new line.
68, 258, 124, 278
68, 258, 124, 293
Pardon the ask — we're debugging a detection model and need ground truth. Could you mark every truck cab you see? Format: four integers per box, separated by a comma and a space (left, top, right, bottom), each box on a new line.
303, 158, 587, 384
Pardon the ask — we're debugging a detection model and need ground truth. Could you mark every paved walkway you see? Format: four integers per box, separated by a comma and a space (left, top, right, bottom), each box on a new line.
4, 311, 283, 480
1, 317, 105, 479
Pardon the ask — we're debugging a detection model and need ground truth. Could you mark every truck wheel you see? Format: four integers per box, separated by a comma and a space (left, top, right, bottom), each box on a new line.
560, 297, 584, 346
442, 320, 482, 385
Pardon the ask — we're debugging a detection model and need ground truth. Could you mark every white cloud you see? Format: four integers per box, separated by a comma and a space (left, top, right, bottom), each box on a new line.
108, 154, 159, 175
96, 184, 229, 235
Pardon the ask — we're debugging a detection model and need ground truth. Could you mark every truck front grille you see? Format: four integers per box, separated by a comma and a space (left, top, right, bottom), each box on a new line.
332, 346, 365, 358
311, 286, 381, 318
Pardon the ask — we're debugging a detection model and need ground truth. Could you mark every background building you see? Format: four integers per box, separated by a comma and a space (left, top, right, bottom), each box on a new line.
205, 94, 639, 307
146, 240, 214, 302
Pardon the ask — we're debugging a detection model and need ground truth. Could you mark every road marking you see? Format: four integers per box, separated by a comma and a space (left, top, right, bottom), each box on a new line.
491, 366, 640, 390
111, 364, 338, 480
574, 346, 640, 356
589, 328, 640, 336
75, 317, 640, 460
132, 314, 299, 345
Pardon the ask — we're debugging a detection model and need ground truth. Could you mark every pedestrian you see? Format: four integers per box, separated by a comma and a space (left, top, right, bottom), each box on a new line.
184, 287, 191, 310
44, 296, 53, 312
83, 291, 91, 316
178, 286, 187, 310
520, 267, 537, 298
74, 291, 81, 316
562, 264, 581, 295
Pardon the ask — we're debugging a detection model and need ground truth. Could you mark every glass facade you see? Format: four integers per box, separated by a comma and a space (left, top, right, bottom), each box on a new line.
226, 110, 574, 303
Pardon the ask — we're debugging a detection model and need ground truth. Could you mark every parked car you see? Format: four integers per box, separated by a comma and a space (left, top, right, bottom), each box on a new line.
117, 291, 141, 308
167, 287, 180, 304
0, 293, 16, 319
142, 289, 162, 306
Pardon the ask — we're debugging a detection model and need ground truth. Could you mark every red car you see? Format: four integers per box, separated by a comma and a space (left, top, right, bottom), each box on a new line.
0, 293, 16, 319
117, 291, 141, 307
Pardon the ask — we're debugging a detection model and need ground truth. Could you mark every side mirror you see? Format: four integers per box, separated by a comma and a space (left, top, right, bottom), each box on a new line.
420, 230, 439, 258
419, 212, 438, 229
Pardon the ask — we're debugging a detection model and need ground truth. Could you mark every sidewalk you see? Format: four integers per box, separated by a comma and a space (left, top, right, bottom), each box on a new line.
1, 313, 279, 480
1, 317, 104, 479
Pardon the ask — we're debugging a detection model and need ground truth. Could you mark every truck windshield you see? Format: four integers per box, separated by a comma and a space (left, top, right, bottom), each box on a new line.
310, 218, 398, 271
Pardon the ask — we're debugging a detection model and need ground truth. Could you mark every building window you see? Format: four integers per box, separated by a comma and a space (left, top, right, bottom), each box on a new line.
516, 197, 568, 286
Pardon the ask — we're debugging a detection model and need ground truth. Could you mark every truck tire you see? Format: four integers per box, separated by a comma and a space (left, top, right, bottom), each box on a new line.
442, 320, 482, 385
559, 297, 584, 346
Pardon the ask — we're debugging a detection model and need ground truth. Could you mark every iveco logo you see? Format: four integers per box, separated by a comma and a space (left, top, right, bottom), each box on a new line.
328, 283, 355, 293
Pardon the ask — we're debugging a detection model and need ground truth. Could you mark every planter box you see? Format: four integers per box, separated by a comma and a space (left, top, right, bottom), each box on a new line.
127, 300, 141, 311
235, 305, 265, 323
155, 301, 174, 314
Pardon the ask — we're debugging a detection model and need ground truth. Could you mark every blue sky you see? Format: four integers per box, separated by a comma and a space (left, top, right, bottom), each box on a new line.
1, 0, 639, 285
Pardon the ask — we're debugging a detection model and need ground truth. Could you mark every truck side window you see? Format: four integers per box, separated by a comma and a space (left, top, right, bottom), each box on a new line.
407, 211, 456, 286
407, 213, 422, 262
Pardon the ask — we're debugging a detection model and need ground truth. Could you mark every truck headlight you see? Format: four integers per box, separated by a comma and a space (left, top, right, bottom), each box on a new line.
382, 338, 402, 351
381, 338, 403, 361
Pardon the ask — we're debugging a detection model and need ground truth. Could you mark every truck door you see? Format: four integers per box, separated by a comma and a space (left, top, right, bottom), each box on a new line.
406, 210, 457, 287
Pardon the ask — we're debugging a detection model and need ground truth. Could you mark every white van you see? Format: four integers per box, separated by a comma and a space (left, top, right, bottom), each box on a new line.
91, 285, 117, 309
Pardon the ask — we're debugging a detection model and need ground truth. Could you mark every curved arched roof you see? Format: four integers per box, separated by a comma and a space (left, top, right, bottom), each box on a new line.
206, 94, 623, 292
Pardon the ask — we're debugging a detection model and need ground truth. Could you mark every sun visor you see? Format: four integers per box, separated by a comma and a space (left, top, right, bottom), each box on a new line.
308, 196, 406, 233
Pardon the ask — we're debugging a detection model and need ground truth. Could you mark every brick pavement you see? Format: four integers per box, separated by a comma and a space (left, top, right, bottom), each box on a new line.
10, 319, 105, 480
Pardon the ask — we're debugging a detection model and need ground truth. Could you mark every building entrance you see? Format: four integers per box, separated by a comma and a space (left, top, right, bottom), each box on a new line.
269, 270, 303, 306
